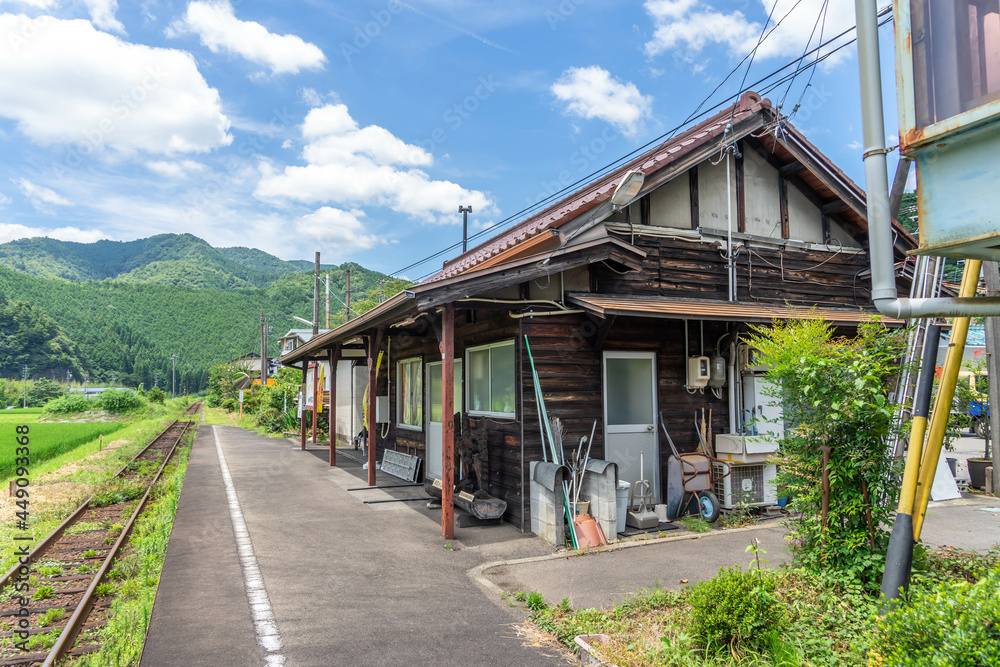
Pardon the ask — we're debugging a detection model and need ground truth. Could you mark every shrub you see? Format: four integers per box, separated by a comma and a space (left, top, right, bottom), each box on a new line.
146, 387, 165, 404
686, 566, 784, 655
98, 389, 144, 414
747, 317, 905, 588
871, 566, 1000, 666
43, 393, 93, 414
221, 398, 237, 413
26, 379, 65, 407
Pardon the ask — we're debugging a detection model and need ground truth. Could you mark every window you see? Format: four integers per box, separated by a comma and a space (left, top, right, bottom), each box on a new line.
397, 357, 422, 429
466, 340, 515, 417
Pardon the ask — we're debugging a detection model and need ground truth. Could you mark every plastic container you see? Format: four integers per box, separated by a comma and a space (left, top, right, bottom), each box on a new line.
616, 480, 631, 534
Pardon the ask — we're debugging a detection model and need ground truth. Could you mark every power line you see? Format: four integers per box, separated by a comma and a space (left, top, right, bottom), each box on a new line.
389, 4, 893, 281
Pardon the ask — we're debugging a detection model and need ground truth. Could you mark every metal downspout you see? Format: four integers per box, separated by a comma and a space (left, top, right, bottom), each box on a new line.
854, 0, 1000, 318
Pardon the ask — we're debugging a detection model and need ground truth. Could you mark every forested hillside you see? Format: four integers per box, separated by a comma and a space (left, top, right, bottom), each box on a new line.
0, 235, 394, 392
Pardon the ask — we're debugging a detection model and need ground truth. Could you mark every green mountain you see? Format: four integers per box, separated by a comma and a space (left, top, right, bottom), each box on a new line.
0, 234, 394, 391
0, 234, 305, 290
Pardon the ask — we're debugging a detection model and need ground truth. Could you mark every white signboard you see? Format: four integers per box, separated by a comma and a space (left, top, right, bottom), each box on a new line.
239, 389, 244, 404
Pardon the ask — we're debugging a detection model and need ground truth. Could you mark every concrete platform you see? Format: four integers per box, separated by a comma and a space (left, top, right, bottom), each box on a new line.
141, 426, 571, 667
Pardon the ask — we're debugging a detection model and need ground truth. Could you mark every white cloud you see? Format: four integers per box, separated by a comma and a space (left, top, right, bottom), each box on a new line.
643, 0, 855, 66
146, 159, 206, 178
0, 192, 10, 206
295, 207, 380, 251
0, 223, 109, 243
301, 87, 322, 107
255, 104, 496, 224
0, 14, 232, 155
168, 0, 326, 75
13, 178, 73, 209
845, 140, 862, 151
0, 0, 57, 7
551, 66, 653, 137
81, 0, 125, 33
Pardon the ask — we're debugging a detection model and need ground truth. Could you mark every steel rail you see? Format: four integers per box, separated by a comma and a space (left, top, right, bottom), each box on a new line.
0, 420, 183, 593
40, 420, 193, 666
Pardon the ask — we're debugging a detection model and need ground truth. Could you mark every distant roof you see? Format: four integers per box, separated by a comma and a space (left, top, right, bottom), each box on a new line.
278, 329, 330, 343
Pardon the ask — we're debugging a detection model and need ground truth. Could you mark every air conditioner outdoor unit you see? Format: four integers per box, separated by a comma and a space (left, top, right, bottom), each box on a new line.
713, 462, 777, 509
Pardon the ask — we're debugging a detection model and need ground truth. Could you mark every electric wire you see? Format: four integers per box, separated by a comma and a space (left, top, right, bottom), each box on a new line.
388, 4, 893, 282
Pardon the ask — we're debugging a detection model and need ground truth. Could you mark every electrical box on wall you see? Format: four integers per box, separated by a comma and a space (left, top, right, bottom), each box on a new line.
375, 396, 389, 424
688, 356, 710, 388
708, 355, 726, 388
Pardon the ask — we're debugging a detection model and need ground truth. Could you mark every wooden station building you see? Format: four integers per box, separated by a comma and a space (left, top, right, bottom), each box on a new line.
279, 92, 916, 539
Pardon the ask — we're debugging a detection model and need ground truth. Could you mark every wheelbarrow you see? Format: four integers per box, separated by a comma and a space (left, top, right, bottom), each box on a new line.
659, 412, 731, 522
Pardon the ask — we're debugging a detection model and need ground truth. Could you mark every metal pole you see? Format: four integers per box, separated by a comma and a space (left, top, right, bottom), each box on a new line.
983, 262, 1000, 494
459, 205, 472, 253
325, 273, 330, 329
881, 323, 941, 604
345, 269, 351, 322
22, 365, 28, 408
313, 252, 320, 336
854, 0, 1000, 319
913, 260, 982, 539
329, 347, 340, 466
171, 354, 176, 398
260, 310, 267, 386
300, 363, 307, 451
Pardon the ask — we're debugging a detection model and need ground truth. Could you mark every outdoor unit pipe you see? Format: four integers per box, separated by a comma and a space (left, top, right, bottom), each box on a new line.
854, 0, 1000, 318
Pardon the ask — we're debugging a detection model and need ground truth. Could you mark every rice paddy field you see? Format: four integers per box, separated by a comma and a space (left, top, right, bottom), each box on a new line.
1, 421, 124, 481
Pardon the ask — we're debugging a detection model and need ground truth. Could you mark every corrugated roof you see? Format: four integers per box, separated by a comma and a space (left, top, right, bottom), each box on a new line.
566, 293, 904, 326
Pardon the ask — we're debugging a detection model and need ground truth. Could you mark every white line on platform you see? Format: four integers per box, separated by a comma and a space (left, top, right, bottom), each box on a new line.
213, 426, 286, 667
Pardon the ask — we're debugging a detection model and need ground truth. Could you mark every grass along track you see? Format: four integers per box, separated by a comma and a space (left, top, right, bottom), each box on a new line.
0, 418, 195, 666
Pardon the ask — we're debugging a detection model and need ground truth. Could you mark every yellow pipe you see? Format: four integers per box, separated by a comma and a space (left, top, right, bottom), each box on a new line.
896, 415, 926, 515
912, 259, 981, 539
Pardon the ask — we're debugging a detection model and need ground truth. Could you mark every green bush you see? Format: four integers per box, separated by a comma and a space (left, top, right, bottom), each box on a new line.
43, 393, 93, 414
221, 398, 237, 413
146, 387, 165, 404
686, 566, 784, 655
871, 567, 1000, 666
98, 389, 145, 414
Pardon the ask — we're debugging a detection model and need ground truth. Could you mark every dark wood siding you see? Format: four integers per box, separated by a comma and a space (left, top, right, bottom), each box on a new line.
383, 308, 526, 528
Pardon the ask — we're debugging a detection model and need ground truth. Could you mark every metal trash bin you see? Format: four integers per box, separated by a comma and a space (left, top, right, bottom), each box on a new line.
615, 480, 631, 534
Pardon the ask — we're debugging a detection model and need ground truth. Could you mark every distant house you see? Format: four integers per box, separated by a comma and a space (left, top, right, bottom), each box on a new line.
280, 92, 916, 535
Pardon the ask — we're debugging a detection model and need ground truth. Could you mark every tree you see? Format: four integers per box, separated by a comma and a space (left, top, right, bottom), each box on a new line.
747, 317, 907, 589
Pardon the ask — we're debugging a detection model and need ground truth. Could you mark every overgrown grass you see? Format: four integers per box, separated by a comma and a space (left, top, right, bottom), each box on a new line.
0, 422, 125, 481
67, 441, 192, 667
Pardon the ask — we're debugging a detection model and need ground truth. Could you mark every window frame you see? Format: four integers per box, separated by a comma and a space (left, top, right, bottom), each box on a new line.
396, 356, 423, 431
465, 340, 516, 419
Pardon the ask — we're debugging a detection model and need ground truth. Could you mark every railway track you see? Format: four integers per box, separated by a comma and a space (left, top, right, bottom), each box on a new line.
0, 418, 196, 666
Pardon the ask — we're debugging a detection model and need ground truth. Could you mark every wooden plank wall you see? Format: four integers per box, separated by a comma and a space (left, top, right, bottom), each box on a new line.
384, 308, 526, 528
593, 234, 877, 309
521, 314, 731, 507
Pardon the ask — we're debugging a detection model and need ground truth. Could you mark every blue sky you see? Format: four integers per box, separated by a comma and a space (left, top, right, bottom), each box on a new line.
0, 1, 904, 279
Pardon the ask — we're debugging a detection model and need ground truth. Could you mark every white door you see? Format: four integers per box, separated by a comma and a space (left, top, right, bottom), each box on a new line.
603, 351, 659, 503
425, 360, 463, 480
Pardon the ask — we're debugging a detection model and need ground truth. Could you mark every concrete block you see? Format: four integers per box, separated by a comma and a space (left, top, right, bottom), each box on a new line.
987, 467, 994, 495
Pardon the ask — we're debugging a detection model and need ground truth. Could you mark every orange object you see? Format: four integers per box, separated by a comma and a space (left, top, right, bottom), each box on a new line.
573, 513, 604, 548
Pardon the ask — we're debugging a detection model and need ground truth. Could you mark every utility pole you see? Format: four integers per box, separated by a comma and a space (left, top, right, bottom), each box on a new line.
22, 365, 29, 409
260, 309, 268, 386
325, 272, 330, 329
459, 205, 472, 252
171, 354, 177, 398
344, 269, 351, 322
984, 262, 1000, 495
313, 252, 320, 336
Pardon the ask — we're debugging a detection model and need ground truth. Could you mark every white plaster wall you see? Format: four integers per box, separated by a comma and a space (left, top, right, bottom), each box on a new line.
649, 172, 691, 228
787, 185, 824, 243
827, 217, 862, 248
698, 160, 735, 230
743, 150, 782, 238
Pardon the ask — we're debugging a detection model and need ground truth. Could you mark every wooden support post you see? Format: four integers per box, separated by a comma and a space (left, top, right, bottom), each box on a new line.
311, 362, 318, 444
441, 302, 456, 539
329, 346, 340, 466
366, 329, 384, 487
300, 362, 307, 451
778, 177, 790, 239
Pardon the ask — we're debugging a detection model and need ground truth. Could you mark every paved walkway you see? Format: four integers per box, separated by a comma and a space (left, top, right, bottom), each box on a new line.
141, 424, 1000, 666
141, 426, 571, 667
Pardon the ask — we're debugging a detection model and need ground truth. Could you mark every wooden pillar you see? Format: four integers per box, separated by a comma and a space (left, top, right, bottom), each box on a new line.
328, 346, 340, 466
300, 362, 307, 451
311, 362, 318, 444
778, 177, 790, 239
366, 329, 384, 487
441, 303, 455, 540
